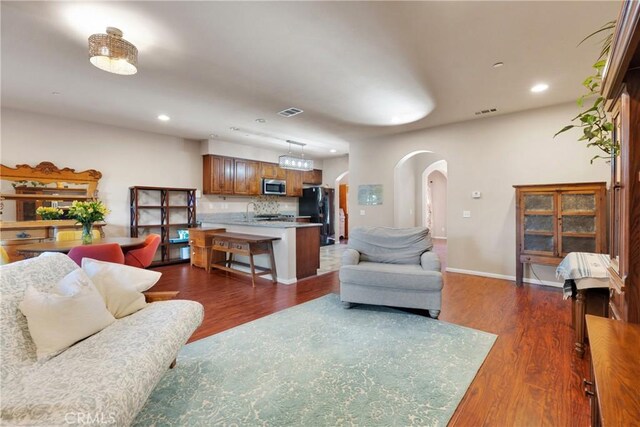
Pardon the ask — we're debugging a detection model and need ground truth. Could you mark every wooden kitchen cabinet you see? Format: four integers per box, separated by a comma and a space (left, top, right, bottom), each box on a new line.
260, 162, 287, 180
286, 170, 303, 197
513, 182, 607, 286
296, 226, 320, 279
234, 159, 261, 196
203, 155, 234, 195
204, 155, 315, 197
302, 169, 323, 185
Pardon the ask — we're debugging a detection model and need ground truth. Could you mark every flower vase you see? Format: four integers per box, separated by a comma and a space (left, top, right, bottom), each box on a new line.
81, 223, 94, 244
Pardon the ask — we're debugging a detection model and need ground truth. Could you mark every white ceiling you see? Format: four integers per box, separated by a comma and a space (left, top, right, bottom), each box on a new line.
1, 1, 620, 159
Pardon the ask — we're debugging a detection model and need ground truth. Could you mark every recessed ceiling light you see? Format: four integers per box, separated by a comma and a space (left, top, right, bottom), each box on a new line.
230, 126, 240, 131
330, 149, 337, 153
209, 134, 218, 138
255, 118, 266, 123
157, 114, 170, 121
530, 83, 549, 93
492, 62, 504, 68
51, 91, 61, 95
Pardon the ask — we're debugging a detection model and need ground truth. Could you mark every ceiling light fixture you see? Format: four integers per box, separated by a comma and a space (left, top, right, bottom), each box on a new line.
157, 114, 170, 121
493, 62, 504, 68
530, 83, 549, 93
230, 127, 240, 131
330, 149, 337, 153
279, 140, 313, 171
88, 27, 138, 75
255, 118, 266, 123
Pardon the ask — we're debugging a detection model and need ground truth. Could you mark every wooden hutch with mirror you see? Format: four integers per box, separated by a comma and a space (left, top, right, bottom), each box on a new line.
0, 162, 105, 262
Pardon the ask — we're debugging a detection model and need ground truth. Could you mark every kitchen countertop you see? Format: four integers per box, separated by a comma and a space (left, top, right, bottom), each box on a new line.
202, 220, 321, 229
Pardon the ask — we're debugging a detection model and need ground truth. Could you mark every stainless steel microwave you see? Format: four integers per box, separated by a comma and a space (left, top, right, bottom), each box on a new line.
262, 179, 286, 195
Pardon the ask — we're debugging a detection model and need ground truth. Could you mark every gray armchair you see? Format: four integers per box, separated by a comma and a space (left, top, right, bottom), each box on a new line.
339, 226, 443, 318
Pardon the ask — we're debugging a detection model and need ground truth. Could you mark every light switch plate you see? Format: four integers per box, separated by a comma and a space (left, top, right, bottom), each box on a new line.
360, 209, 366, 216
463, 210, 471, 218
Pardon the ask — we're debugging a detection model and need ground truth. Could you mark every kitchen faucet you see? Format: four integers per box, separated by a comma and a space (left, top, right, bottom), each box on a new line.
245, 202, 257, 221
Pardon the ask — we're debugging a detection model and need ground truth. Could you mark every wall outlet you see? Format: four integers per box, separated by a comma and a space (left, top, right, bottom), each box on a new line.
360, 209, 366, 216
463, 210, 471, 218
472, 191, 481, 199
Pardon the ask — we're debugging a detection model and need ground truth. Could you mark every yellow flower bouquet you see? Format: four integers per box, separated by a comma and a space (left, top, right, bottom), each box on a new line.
35, 206, 64, 220
68, 200, 109, 244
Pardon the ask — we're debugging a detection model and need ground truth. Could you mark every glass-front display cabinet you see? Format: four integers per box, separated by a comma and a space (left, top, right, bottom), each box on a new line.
514, 182, 607, 285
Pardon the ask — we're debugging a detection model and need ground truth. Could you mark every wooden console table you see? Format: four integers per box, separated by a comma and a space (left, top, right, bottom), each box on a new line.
572, 287, 609, 358
585, 315, 640, 426
188, 227, 226, 272
209, 232, 280, 287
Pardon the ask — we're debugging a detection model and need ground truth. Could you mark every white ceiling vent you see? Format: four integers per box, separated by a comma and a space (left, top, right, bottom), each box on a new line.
278, 107, 304, 117
474, 108, 498, 116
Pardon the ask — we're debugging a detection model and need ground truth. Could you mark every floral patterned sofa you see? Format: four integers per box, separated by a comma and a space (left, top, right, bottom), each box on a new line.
0, 253, 204, 426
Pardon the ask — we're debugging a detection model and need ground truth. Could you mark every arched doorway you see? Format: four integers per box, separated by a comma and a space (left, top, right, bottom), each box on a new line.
335, 171, 349, 241
393, 150, 433, 227
393, 152, 448, 267
421, 160, 448, 238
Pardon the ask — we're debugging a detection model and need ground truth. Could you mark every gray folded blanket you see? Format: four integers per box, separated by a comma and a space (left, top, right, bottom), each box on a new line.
348, 226, 433, 264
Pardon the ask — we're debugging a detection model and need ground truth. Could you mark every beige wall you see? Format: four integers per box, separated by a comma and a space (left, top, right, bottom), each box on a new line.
1, 108, 202, 236
321, 155, 349, 188
202, 139, 325, 169
0, 109, 307, 234
348, 102, 610, 286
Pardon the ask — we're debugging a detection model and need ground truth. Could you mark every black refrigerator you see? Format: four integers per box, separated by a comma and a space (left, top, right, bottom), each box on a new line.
299, 187, 335, 246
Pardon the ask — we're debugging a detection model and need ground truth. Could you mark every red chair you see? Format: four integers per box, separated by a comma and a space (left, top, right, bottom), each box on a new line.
124, 234, 161, 268
67, 243, 125, 266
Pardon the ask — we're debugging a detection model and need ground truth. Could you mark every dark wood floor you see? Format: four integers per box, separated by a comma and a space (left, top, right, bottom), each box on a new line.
150, 241, 590, 426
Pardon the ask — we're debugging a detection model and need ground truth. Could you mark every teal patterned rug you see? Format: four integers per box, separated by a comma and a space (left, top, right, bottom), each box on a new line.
134, 294, 496, 426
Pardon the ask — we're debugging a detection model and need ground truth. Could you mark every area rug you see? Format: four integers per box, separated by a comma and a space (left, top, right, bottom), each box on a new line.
134, 294, 496, 426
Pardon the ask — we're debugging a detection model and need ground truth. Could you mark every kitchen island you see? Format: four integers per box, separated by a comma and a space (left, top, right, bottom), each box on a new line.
199, 219, 321, 284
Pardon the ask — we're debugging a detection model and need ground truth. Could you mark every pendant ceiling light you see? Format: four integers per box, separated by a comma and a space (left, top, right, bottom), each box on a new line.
279, 140, 314, 171
88, 27, 138, 75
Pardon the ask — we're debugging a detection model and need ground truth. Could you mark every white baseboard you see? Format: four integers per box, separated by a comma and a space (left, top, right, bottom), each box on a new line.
432, 236, 447, 240
445, 267, 562, 288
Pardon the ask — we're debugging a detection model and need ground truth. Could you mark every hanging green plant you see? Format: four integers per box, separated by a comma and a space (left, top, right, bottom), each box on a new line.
555, 21, 618, 163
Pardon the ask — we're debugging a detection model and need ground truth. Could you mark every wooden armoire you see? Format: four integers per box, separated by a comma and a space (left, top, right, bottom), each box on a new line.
584, 3, 640, 426
602, 1, 640, 324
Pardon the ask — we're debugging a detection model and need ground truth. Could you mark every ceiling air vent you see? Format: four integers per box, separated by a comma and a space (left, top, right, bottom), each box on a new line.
474, 108, 498, 116
278, 107, 304, 117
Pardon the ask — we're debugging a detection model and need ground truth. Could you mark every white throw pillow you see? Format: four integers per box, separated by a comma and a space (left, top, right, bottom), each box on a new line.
19, 269, 116, 361
81, 258, 162, 319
